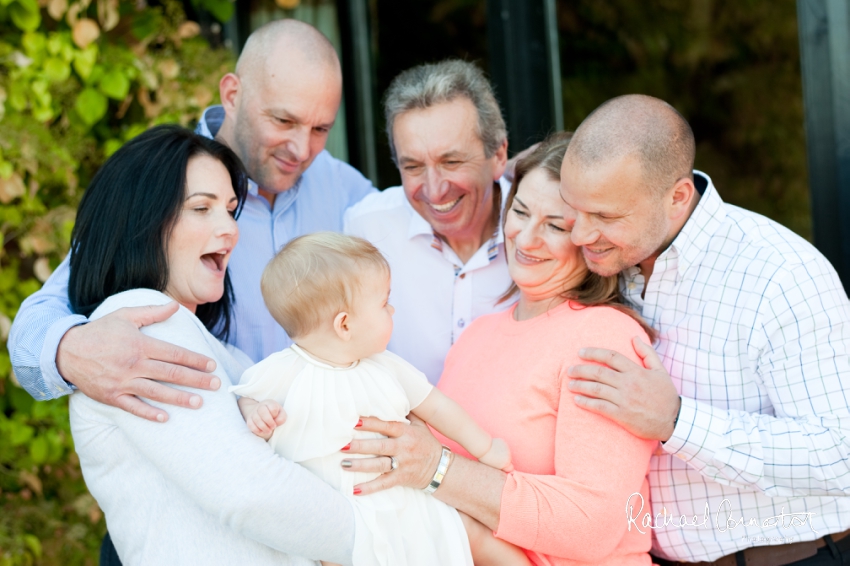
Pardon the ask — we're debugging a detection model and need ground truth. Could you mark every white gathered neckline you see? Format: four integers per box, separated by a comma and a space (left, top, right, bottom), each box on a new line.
290, 343, 360, 371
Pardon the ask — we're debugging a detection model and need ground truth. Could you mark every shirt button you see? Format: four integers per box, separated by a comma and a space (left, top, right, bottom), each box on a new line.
459, 273, 466, 279
627, 282, 636, 290
457, 319, 465, 328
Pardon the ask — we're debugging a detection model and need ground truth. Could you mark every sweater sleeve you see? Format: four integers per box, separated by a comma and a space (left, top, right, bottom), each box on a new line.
494, 314, 657, 562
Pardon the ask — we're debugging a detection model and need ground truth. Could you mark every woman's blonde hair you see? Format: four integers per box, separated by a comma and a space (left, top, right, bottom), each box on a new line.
261, 232, 389, 338
501, 131, 656, 341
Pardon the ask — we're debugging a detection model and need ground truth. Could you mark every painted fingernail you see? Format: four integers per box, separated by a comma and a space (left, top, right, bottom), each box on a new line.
341, 443, 350, 451
353, 488, 361, 495
189, 396, 201, 408
341, 460, 352, 468
355, 419, 363, 428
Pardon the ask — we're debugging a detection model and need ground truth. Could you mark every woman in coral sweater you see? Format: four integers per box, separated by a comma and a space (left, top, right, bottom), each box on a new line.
347, 131, 657, 565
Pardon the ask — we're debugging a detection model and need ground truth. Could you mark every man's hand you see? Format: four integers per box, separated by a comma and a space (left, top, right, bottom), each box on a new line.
341, 414, 442, 496
56, 302, 219, 423
567, 336, 681, 442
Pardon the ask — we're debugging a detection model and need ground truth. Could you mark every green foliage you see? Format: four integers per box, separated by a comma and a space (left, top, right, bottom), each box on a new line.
0, 0, 233, 563
557, 0, 810, 239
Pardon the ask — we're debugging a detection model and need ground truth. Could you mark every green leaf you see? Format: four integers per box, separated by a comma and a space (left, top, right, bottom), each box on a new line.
74, 87, 107, 126
72, 44, 98, 80
43, 57, 70, 83
197, 0, 233, 23
124, 122, 147, 141
8, 81, 28, 111
32, 104, 54, 122
46, 33, 62, 55
9, 421, 34, 446
103, 138, 122, 157
130, 8, 163, 40
9, 0, 41, 32
22, 535, 42, 559
29, 435, 48, 464
21, 31, 45, 58
98, 68, 129, 100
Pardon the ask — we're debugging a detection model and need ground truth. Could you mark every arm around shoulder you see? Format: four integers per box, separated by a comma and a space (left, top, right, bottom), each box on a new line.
73, 301, 355, 563
8, 255, 85, 400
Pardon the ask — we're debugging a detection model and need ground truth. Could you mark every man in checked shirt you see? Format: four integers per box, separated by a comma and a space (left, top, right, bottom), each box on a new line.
565, 94, 850, 565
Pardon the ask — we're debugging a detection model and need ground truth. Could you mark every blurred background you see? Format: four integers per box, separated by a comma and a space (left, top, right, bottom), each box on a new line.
0, 0, 839, 563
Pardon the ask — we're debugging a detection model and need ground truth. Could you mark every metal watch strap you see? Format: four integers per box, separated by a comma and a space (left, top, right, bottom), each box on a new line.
423, 445, 453, 494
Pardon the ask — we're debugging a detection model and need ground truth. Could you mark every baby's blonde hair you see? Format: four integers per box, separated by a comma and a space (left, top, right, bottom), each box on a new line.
261, 232, 390, 338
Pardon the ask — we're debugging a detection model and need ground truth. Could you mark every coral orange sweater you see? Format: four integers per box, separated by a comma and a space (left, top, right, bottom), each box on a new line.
436, 300, 656, 566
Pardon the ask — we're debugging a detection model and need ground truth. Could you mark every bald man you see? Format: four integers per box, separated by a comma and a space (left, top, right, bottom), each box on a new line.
9, 20, 374, 419
561, 95, 850, 563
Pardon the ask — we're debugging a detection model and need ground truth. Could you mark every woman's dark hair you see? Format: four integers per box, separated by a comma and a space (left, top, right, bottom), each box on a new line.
68, 124, 248, 341
500, 131, 657, 341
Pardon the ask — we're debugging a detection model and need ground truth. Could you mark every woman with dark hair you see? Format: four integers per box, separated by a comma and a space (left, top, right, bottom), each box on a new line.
66, 125, 356, 565
345, 132, 658, 565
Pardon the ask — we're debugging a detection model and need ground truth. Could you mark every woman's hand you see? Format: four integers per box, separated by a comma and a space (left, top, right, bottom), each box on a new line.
341, 414, 443, 495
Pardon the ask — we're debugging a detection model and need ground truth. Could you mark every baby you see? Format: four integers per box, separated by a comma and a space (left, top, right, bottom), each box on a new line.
231, 232, 530, 566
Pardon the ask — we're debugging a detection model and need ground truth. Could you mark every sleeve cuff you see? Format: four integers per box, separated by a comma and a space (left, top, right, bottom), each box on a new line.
493, 472, 539, 548
39, 315, 89, 396
661, 396, 725, 464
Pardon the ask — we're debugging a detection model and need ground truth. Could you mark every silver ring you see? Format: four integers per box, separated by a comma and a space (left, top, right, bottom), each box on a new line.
388, 456, 398, 472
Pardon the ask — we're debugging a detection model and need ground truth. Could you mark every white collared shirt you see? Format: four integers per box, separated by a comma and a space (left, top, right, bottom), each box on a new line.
344, 180, 514, 384
625, 171, 850, 561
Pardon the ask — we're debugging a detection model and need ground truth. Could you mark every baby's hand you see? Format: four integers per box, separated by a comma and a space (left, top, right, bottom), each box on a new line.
245, 400, 286, 440
478, 438, 514, 472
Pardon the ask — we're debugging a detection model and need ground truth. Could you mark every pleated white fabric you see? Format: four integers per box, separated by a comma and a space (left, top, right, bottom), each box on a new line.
231, 346, 473, 566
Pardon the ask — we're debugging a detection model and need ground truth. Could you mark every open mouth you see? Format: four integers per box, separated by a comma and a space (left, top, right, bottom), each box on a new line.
200, 251, 226, 273
429, 196, 462, 213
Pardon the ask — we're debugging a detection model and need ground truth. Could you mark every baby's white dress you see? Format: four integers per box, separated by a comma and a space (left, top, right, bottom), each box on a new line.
230, 345, 473, 566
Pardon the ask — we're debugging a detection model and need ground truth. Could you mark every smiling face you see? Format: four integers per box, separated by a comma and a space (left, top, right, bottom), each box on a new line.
227, 62, 341, 195
504, 167, 588, 301
346, 267, 395, 359
165, 154, 239, 312
393, 97, 507, 248
559, 152, 670, 277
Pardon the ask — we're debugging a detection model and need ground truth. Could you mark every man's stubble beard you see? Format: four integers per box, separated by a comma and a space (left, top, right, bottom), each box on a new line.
582, 213, 670, 278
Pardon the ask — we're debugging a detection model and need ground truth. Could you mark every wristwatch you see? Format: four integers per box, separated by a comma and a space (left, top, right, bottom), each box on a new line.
423, 445, 453, 494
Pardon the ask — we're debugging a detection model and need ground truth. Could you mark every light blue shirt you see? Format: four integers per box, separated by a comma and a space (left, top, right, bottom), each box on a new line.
8, 106, 376, 400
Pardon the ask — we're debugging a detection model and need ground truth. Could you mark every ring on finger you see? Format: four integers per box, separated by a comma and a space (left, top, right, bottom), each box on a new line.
388, 455, 398, 472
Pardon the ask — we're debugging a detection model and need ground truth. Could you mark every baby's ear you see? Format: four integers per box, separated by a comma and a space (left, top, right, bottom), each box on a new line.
333, 311, 352, 341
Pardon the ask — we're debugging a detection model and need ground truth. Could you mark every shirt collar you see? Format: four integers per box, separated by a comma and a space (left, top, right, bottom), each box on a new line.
660, 170, 727, 277
198, 105, 225, 139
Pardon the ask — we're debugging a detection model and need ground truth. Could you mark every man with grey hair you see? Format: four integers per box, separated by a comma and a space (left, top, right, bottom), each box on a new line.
563, 95, 850, 564
345, 59, 513, 383
10, 18, 375, 419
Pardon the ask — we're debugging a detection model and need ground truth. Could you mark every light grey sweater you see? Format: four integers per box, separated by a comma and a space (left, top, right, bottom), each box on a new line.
69, 289, 356, 566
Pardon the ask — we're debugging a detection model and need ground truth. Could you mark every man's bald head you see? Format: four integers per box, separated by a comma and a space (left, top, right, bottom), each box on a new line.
566, 94, 695, 196
216, 19, 343, 198
235, 19, 341, 92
